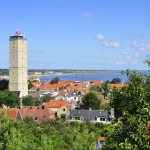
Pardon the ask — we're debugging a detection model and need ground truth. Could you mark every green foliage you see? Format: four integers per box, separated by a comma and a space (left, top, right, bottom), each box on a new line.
0, 79, 9, 90
0, 112, 113, 150
144, 59, 150, 67
110, 77, 121, 84
41, 94, 53, 103
50, 77, 60, 84
90, 85, 101, 92
101, 82, 110, 98
82, 91, 101, 110
100, 103, 110, 110
0, 69, 9, 75
0, 90, 19, 107
22, 96, 35, 106
28, 80, 34, 89
103, 69, 150, 149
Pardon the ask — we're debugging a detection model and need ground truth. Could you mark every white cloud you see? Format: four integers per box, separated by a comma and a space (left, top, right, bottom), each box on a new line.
97, 33, 120, 48
81, 12, 92, 20
132, 40, 150, 58
116, 61, 124, 66
103, 40, 120, 48
132, 40, 150, 51
97, 33, 105, 40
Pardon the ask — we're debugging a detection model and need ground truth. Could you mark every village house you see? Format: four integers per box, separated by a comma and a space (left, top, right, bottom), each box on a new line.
66, 109, 114, 123
0, 108, 22, 121
44, 100, 69, 118
65, 93, 83, 103
20, 106, 55, 123
69, 99, 78, 110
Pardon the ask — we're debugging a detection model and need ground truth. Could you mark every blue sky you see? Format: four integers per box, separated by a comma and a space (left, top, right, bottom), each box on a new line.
0, 0, 150, 70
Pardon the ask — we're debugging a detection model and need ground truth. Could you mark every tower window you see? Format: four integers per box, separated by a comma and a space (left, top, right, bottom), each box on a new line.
22, 57, 23, 59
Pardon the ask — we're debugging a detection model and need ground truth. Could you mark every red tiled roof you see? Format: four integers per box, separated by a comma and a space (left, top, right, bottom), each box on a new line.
39, 84, 62, 89
66, 83, 87, 92
71, 100, 77, 106
87, 80, 104, 85
59, 90, 67, 96
32, 81, 41, 86
20, 106, 54, 123
109, 84, 125, 88
0, 108, 19, 119
98, 136, 106, 141
44, 100, 69, 108
43, 81, 50, 85
29, 86, 39, 91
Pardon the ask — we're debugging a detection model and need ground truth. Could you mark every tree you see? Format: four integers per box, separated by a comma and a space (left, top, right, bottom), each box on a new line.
144, 59, 150, 67
50, 77, 60, 84
82, 91, 101, 110
0, 90, 20, 107
90, 86, 101, 92
41, 94, 53, 103
22, 96, 35, 106
103, 68, 150, 149
28, 80, 34, 89
0, 79, 9, 90
101, 82, 110, 99
110, 77, 121, 84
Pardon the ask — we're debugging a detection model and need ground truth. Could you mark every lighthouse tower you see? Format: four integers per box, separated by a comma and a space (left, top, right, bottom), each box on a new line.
9, 31, 28, 97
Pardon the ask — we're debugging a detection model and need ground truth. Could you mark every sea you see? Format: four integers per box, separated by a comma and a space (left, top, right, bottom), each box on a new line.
34, 70, 149, 83
38, 72, 127, 83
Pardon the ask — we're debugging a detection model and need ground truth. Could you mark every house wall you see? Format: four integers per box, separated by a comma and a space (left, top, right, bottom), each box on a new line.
49, 108, 59, 112
57, 105, 68, 117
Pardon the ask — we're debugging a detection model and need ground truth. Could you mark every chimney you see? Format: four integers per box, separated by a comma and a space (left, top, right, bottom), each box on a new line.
110, 108, 115, 119
20, 98, 22, 108
42, 105, 45, 109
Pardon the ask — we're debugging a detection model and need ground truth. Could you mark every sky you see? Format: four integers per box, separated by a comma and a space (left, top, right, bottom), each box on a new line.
0, 0, 150, 70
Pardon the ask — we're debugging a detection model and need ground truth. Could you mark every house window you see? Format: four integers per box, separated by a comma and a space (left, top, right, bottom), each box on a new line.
34, 117, 38, 120
74, 117, 81, 120
63, 108, 65, 111
100, 118, 105, 121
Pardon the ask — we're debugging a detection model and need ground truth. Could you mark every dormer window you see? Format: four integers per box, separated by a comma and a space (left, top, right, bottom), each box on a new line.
34, 117, 38, 120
